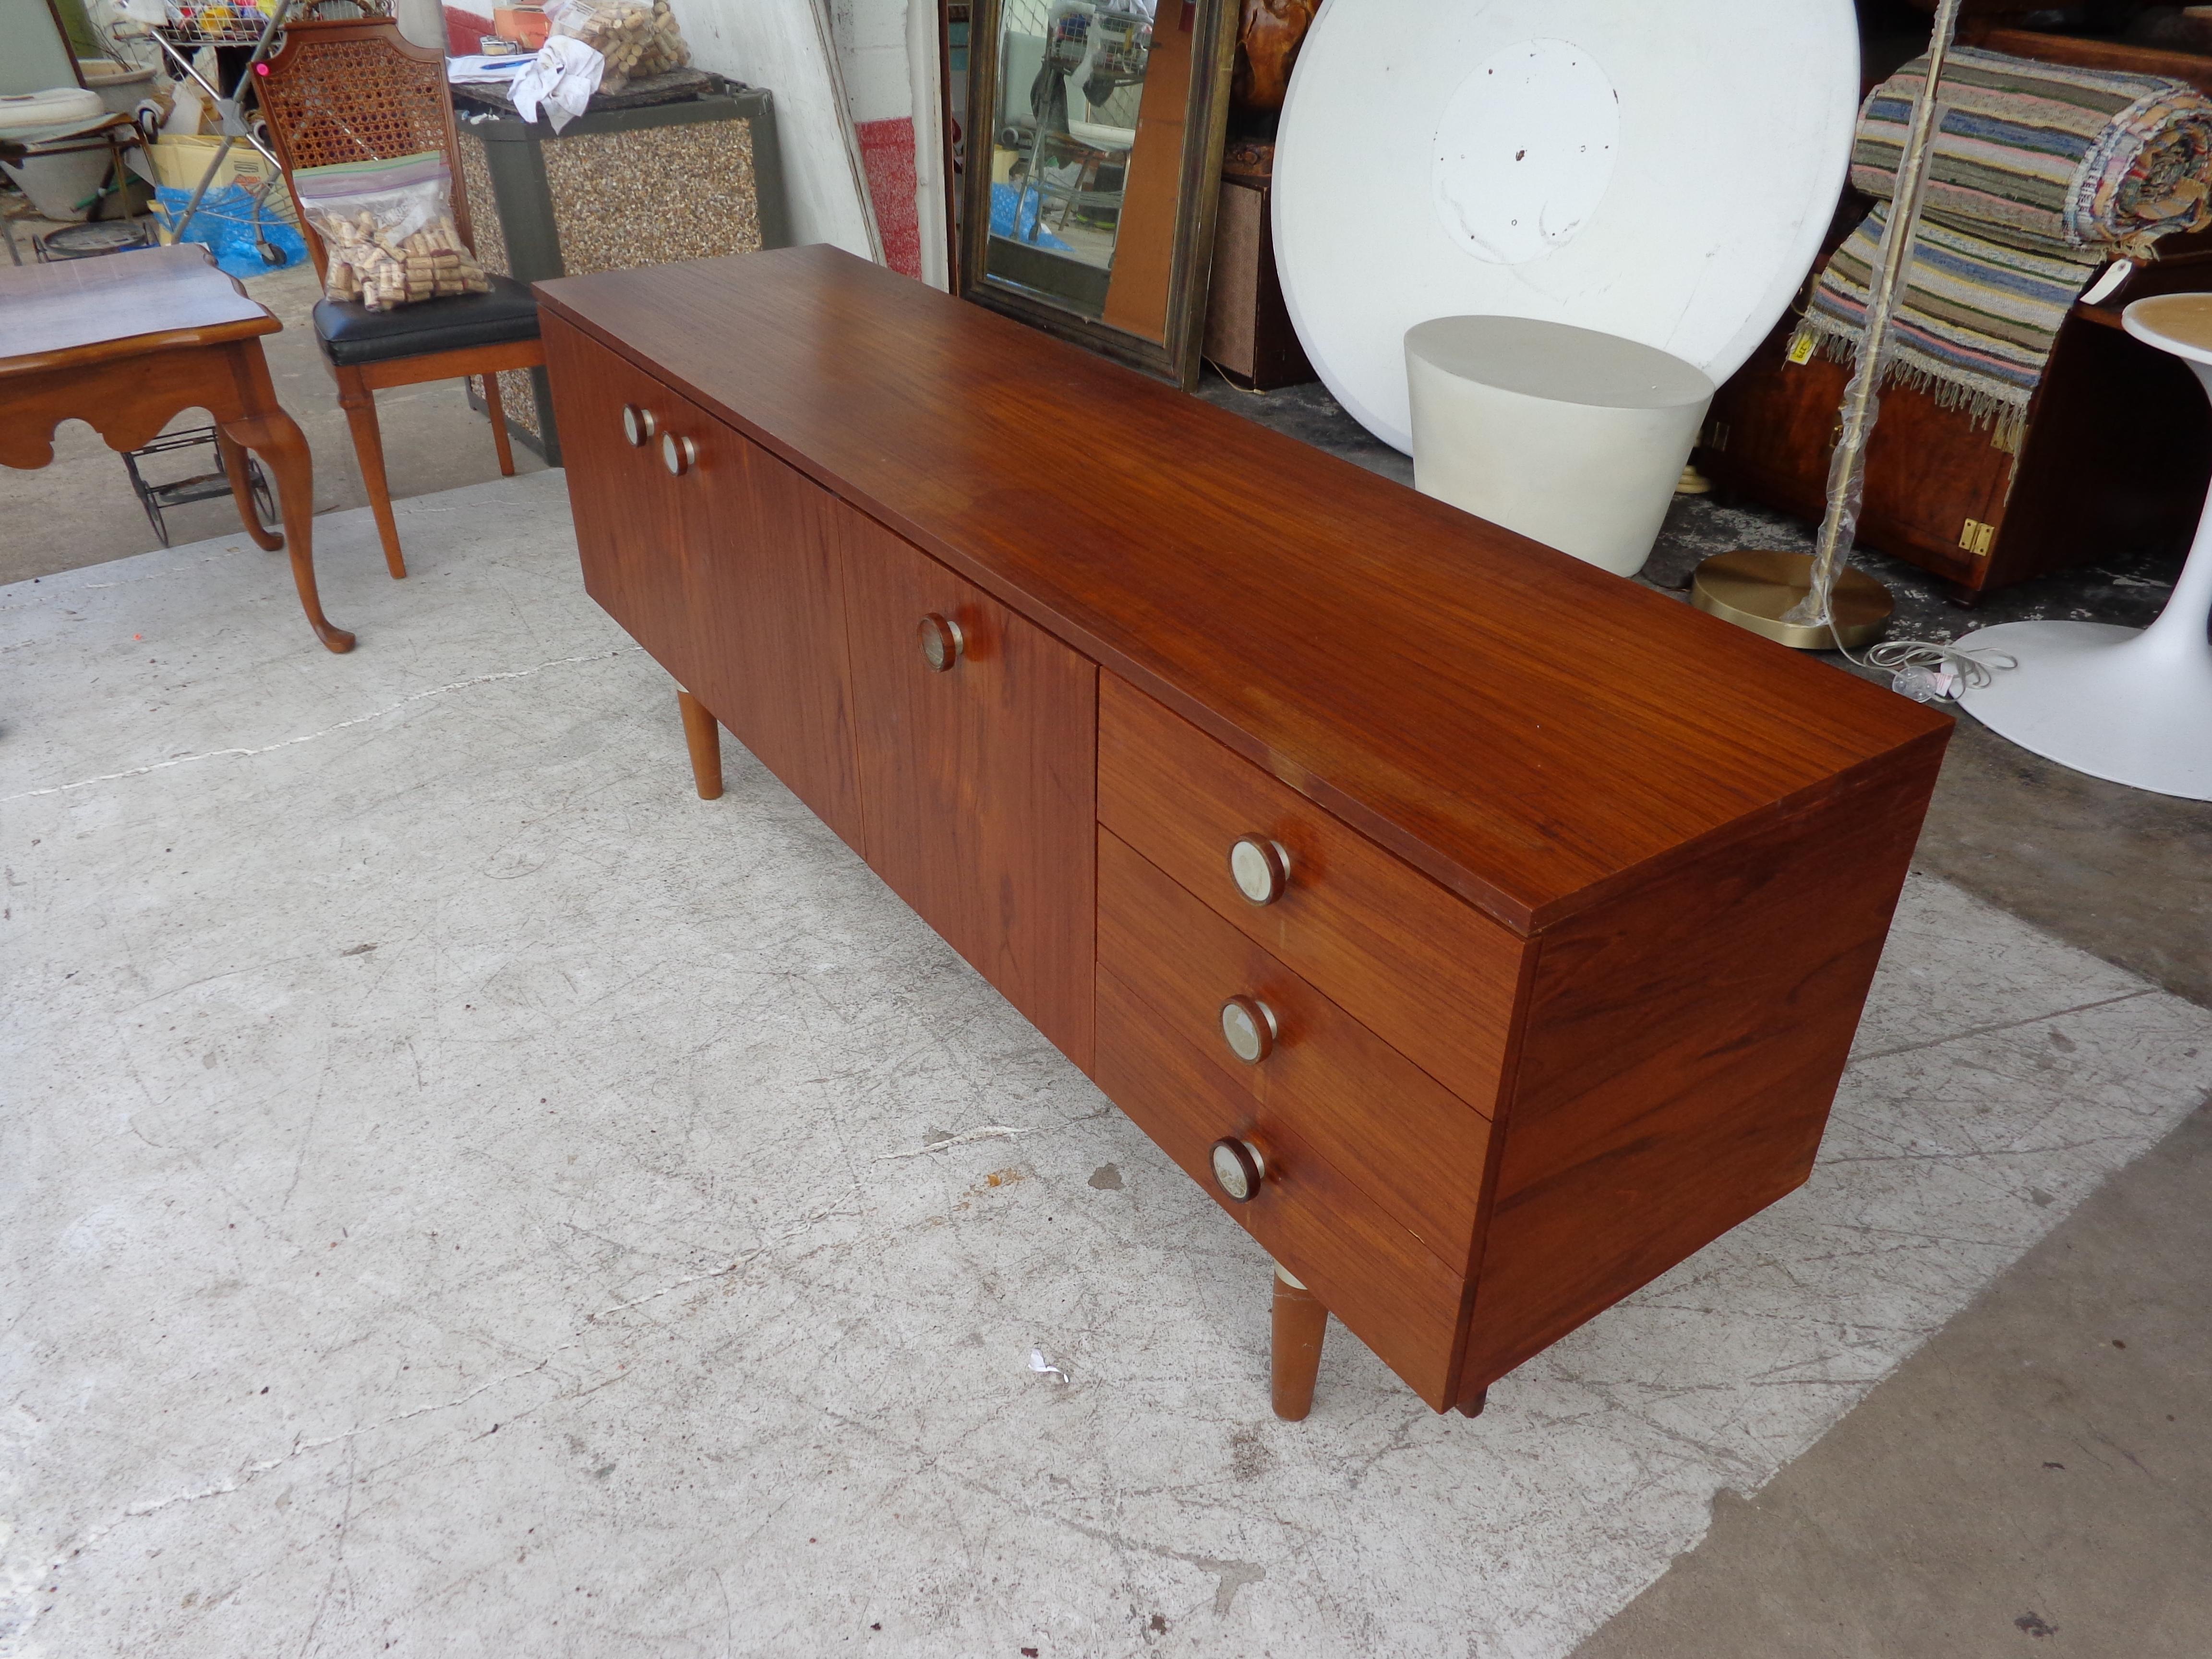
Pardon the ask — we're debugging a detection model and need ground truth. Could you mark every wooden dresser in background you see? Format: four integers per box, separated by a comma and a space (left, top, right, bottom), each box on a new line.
536, 246, 1951, 1421
1699, 24, 2212, 602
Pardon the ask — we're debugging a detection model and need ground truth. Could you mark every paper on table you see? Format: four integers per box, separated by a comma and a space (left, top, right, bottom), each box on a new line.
446, 55, 533, 83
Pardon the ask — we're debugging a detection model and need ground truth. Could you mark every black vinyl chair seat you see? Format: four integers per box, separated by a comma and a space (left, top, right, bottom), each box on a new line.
313, 273, 541, 367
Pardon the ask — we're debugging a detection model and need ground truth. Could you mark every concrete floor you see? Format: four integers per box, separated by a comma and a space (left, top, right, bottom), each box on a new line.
6, 473, 2209, 1658
0, 273, 2207, 1652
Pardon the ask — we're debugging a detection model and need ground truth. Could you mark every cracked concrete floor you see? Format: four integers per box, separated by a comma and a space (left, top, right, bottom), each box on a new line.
4, 471, 2210, 1657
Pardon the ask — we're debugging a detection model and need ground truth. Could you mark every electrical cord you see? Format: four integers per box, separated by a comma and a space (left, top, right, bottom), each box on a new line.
1830, 632, 2017, 704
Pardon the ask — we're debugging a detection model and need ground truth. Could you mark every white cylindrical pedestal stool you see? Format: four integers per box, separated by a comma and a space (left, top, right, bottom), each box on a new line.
1406, 316, 1715, 577
1954, 293, 2212, 801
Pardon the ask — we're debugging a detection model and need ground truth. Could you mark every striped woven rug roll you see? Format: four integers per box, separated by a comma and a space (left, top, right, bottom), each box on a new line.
1794, 46, 2212, 445
1852, 45, 2212, 257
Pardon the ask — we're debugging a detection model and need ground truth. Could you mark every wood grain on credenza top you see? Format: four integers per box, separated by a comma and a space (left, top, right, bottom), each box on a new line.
536, 246, 1950, 933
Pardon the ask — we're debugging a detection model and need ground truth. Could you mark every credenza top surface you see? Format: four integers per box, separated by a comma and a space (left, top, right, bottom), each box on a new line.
537, 246, 1948, 932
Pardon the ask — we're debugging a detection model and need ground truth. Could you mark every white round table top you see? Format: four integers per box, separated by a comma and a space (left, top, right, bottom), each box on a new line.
2123, 292, 2212, 365
1406, 316, 1714, 410
1274, 0, 1861, 453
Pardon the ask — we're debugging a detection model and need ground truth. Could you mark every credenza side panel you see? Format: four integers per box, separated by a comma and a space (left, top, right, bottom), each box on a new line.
1461, 739, 1947, 1400
834, 502, 1099, 1072
693, 433, 866, 853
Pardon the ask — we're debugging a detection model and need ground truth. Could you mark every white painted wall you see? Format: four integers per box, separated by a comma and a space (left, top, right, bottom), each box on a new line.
825, 0, 949, 285
905, 0, 949, 286
831, 0, 910, 121
394, 0, 445, 49
679, 0, 880, 258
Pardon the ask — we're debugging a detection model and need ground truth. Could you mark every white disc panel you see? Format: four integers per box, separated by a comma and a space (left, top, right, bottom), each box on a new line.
1432, 40, 1620, 267
1275, 0, 1860, 453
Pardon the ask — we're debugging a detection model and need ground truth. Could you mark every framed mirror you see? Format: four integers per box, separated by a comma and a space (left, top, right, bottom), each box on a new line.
959, 0, 1238, 387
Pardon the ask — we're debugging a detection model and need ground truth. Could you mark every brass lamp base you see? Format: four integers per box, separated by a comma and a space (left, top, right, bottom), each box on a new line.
1690, 548, 1894, 650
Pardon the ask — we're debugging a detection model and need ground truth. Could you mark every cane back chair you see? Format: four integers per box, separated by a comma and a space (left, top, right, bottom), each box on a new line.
261, 17, 545, 579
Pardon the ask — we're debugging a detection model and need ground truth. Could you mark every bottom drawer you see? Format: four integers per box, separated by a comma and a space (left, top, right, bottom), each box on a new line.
1096, 967, 1471, 1410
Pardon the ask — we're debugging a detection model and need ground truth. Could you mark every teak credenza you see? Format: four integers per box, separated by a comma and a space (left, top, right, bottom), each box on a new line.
537, 246, 1952, 1421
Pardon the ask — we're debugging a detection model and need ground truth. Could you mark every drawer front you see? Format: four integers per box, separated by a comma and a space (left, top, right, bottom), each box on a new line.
1100, 830, 1492, 1267
1098, 674, 1527, 1112
1096, 966, 1469, 1410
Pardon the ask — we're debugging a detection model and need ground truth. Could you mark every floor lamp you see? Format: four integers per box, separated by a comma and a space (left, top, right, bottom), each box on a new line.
1690, 0, 1967, 650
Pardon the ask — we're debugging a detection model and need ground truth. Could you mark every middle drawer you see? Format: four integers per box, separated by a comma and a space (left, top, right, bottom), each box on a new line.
1099, 828, 1495, 1271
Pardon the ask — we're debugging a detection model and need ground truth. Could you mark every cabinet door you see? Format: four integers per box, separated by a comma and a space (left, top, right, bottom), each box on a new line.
541, 315, 709, 687
837, 508, 1098, 1071
688, 433, 865, 851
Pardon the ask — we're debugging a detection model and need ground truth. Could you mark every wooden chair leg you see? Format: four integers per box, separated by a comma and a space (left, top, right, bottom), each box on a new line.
678, 688, 723, 800
1271, 1263, 1328, 1421
215, 429, 283, 552
335, 365, 408, 580
480, 371, 518, 478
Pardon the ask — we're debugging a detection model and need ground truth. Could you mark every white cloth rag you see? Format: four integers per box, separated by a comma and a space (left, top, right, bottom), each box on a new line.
509, 36, 603, 133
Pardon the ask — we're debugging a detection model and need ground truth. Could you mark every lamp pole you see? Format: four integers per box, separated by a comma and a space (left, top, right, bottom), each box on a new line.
1691, 0, 1965, 649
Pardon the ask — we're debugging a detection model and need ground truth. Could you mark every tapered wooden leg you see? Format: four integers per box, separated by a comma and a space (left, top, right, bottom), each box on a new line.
336, 366, 407, 579
220, 406, 354, 654
1457, 1386, 1489, 1419
678, 688, 723, 799
1271, 1263, 1328, 1421
481, 372, 518, 478
216, 429, 283, 551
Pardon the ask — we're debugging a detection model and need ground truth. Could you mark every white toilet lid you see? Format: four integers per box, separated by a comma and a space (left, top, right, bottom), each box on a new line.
0, 87, 109, 144
1274, 0, 1860, 453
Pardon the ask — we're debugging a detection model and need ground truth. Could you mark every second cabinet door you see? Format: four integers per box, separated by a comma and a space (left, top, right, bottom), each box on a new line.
836, 506, 1097, 1071
688, 432, 865, 851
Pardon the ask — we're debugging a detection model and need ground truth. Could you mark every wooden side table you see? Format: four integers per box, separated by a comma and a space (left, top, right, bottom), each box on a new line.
0, 243, 352, 652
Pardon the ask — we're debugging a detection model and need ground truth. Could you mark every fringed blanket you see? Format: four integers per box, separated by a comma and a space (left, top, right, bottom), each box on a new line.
1797, 204, 2102, 447
1796, 46, 2212, 443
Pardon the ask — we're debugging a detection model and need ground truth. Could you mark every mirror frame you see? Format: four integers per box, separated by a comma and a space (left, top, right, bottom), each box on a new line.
958, 0, 1238, 388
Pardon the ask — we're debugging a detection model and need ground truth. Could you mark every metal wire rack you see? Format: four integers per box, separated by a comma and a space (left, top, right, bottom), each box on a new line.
147, 0, 395, 240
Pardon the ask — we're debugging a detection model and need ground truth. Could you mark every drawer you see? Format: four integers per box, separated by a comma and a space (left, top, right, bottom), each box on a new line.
1096, 965, 1469, 1410
1099, 829, 1493, 1270
1098, 674, 1527, 1112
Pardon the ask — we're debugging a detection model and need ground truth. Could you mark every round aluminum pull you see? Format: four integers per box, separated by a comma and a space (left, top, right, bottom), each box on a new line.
661, 433, 697, 476
1228, 835, 1290, 906
1210, 1137, 1266, 1203
620, 404, 658, 447
917, 612, 966, 672
1220, 995, 1278, 1065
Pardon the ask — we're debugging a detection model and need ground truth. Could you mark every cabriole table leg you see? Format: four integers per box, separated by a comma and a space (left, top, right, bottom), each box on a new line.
219, 405, 353, 655
215, 428, 283, 552
1271, 1263, 1328, 1421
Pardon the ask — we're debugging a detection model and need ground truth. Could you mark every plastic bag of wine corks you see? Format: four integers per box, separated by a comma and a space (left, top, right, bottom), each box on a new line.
545, 0, 689, 94
294, 151, 492, 312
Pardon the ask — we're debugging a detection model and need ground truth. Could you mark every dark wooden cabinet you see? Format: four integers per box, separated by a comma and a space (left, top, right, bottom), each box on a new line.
537, 247, 1950, 1424
1699, 24, 2212, 601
